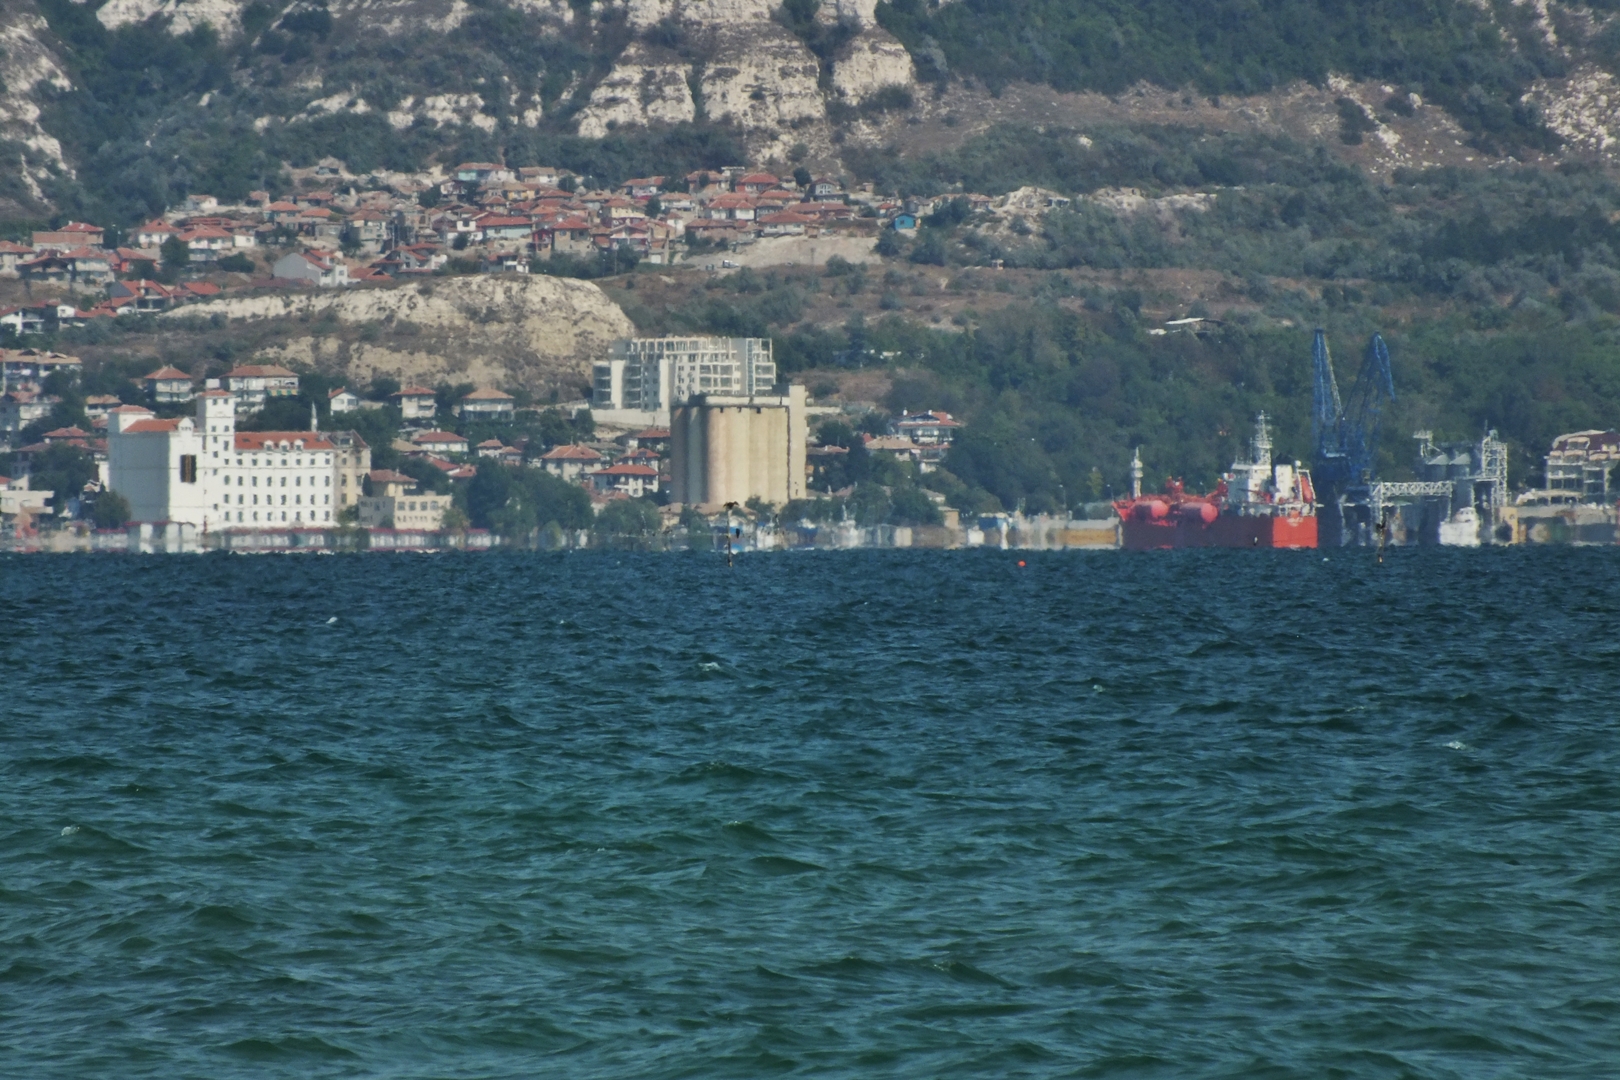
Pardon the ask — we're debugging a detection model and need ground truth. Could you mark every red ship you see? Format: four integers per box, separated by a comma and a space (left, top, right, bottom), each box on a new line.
1114, 415, 1318, 550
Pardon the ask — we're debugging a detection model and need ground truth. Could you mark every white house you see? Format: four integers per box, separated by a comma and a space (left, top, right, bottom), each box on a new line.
223, 364, 299, 412
458, 387, 515, 421
272, 250, 351, 287
391, 385, 437, 420
538, 444, 602, 482
409, 430, 468, 455
328, 387, 361, 413
588, 462, 659, 498
143, 365, 194, 403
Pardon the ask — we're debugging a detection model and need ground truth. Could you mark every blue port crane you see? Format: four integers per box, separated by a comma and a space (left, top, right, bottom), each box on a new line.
1312, 329, 1396, 540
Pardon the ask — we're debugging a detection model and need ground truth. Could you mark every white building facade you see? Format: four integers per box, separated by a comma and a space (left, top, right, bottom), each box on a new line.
109, 391, 341, 529
593, 337, 776, 426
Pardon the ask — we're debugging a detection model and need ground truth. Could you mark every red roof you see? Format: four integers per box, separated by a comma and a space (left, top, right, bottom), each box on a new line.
595, 463, 658, 477
392, 385, 436, 397
461, 388, 514, 401
368, 469, 416, 484
235, 432, 336, 451
632, 428, 670, 439
144, 366, 191, 381
411, 430, 466, 443
541, 444, 602, 461
124, 418, 185, 433
226, 364, 297, 378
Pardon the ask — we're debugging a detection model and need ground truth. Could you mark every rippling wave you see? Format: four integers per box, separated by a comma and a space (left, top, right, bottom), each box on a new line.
2, 548, 1617, 1077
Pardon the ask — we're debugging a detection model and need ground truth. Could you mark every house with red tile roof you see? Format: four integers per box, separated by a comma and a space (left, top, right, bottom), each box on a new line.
409, 430, 469, 455
390, 385, 438, 420
588, 461, 659, 498
143, 366, 195, 404
538, 443, 603, 482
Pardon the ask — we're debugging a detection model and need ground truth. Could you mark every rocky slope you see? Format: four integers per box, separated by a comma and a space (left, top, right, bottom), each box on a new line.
11, 0, 1620, 220
0, 2, 73, 217
159, 274, 634, 396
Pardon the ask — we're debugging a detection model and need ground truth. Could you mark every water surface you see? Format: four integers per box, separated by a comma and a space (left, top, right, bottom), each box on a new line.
2, 548, 1617, 1078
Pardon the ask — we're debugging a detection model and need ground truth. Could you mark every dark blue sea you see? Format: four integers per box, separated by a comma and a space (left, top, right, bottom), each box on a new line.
3, 548, 1618, 1078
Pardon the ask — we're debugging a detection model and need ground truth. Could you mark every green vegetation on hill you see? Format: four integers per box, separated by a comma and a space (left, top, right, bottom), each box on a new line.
877, 0, 1563, 152
848, 124, 1620, 327
30, 0, 749, 224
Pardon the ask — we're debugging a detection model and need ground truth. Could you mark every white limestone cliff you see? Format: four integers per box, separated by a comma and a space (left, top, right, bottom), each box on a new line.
96, 0, 244, 33
831, 29, 915, 105
576, 45, 696, 138
816, 0, 878, 29
0, 6, 74, 207
699, 26, 825, 129
163, 276, 634, 394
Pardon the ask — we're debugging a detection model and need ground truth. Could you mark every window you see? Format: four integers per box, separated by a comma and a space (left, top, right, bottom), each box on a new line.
280, 495, 286, 505
179, 455, 198, 483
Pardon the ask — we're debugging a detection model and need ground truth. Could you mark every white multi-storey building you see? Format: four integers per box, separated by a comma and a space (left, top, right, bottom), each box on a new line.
109, 391, 340, 529
592, 337, 776, 425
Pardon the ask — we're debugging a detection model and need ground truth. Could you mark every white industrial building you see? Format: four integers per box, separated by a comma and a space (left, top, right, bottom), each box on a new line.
108, 390, 342, 529
593, 337, 776, 426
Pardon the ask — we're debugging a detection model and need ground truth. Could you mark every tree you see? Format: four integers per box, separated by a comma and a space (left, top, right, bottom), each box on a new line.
595, 497, 662, 539
888, 485, 943, 526
28, 444, 97, 513
92, 489, 131, 528
160, 235, 190, 279
793, 166, 813, 188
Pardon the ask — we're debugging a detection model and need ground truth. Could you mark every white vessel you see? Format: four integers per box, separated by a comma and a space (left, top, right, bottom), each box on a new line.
1438, 505, 1481, 547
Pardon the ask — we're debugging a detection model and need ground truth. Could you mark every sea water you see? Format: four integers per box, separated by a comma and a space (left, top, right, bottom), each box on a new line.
2, 548, 1617, 1078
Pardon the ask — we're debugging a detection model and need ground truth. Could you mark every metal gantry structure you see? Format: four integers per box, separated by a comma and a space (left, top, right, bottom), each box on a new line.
1311, 329, 1397, 544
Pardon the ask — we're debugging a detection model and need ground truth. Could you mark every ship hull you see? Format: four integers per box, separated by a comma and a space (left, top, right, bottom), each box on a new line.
1121, 512, 1318, 551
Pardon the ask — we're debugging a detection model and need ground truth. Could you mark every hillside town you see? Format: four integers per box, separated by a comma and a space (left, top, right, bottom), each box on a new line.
1, 335, 1006, 552
0, 162, 1010, 330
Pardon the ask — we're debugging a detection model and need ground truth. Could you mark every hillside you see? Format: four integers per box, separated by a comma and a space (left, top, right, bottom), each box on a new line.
7, 0, 1620, 221
9, 0, 1620, 515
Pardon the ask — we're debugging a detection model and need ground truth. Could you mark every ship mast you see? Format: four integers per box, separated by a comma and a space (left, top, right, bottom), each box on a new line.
1251, 413, 1272, 469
